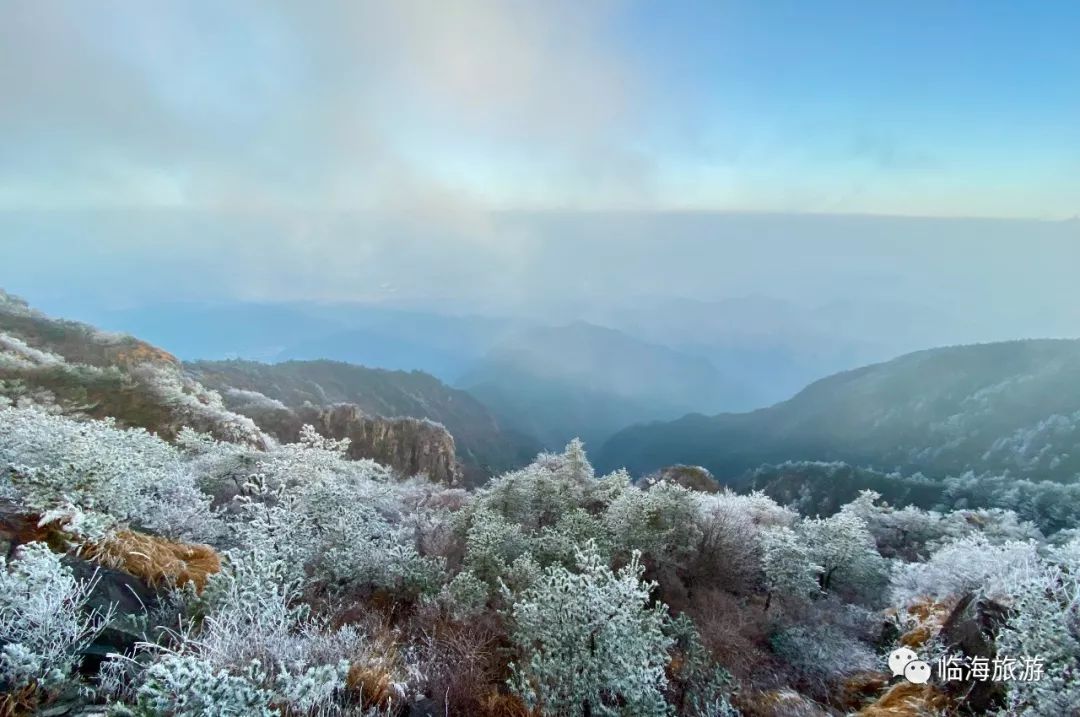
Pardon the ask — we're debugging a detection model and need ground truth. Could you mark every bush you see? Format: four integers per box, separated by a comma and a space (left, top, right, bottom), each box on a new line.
505, 543, 673, 716
0, 542, 112, 691
0, 404, 218, 541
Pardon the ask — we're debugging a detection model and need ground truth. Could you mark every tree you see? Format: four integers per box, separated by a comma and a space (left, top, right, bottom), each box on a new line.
799, 512, 888, 603
506, 543, 673, 716
760, 526, 821, 608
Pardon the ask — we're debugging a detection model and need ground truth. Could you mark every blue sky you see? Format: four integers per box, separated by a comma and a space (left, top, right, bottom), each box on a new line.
1, 1, 1077, 218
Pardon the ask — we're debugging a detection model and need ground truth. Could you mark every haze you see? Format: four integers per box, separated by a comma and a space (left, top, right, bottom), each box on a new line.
3, 1, 1079, 417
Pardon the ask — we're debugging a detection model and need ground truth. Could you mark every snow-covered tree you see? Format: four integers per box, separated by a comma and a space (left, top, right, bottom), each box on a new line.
604, 482, 702, 571
506, 543, 674, 716
994, 541, 1080, 716
799, 512, 888, 603
890, 535, 1042, 604
760, 526, 821, 607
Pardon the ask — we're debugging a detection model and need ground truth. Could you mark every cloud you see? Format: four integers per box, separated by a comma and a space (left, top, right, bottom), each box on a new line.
0, 0, 650, 213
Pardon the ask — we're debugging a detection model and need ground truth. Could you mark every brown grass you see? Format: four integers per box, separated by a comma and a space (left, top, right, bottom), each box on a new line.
856, 682, 951, 716
898, 597, 954, 649
474, 691, 534, 717
0, 683, 39, 717
0, 506, 71, 554
836, 672, 891, 711
345, 664, 398, 709
82, 530, 220, 591
735, 688, 831, 717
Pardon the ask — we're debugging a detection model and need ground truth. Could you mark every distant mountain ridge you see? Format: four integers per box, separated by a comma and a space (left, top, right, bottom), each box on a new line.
186, 359, 541, 484
598, 338, 1080, 483
457, 321, 752, 448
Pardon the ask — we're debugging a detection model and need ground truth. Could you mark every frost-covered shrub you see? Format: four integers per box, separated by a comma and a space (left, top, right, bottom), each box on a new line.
0, 332, 66, 368
666, 614, 738, 717
440, 569, 489, 619
506, 543, 673, 716
532, 508, 610, 569
771, 624, 876, 692
474, 439, 622, 531
460, 508, 531, 586
132, 654, 276, 716
702, 490, 797, 529
842, 490, 1043, 564
121, 548, 368, 714
689, 492, 773, 594
604, 481, 703, 570
0, 405, 217, 541
226, 441, 444, 596
760, 526, 821, 606
891, 535, 1042, 604
127, 363, 266, 446
799, 512, 888, 604
0, 542, 112, 690
840, 491, 956, 560
995, 540, 1080, 716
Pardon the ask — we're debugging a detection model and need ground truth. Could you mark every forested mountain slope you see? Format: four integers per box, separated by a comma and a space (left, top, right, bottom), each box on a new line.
599, 339, 1080, 482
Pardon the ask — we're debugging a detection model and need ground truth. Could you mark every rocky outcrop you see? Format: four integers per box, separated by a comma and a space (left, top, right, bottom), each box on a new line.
936, 593, 1010, 714
642, 464, 721, 492
230, 400, 462, 484
187, 359, 542, 485
308, 404, 461, 485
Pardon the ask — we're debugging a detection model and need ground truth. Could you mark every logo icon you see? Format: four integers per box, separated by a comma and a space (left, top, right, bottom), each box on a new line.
887, 647, 918, 677
888, 647, 931, 684
904, 659, 931, 684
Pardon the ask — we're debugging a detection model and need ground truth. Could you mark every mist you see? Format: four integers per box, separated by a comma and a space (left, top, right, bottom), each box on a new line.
3, 0, 1080, 442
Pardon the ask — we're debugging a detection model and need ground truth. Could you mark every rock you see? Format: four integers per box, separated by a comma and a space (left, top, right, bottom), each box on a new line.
936, 592, 1010, 714
65, 556, 162, 671
302, 403, 462, 484
642, 464, 722, 493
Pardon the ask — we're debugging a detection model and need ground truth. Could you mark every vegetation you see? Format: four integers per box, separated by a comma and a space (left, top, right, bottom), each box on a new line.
2, 397, 1077, 715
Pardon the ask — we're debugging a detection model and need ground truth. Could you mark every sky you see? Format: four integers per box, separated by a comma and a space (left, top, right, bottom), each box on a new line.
1, 1, 1078, 330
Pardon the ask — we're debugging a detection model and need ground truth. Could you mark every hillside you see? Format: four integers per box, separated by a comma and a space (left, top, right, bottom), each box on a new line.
187, 359, 540, 484
458, 321, 751, 448
0, 290, 465, 483
0, 290, 268, 446
598, 339, 1080, 482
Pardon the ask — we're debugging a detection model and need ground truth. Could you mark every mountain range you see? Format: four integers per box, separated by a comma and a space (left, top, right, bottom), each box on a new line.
598, 338, 1080, 484
457, 321, 753, 448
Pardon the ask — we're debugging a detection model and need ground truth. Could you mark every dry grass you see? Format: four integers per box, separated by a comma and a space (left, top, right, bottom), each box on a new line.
345, 664, 399, 709
735, 688, 832, 717
0, 503, 72, 555
82, 529, 220, 591
856, 682, 951, 716
836, 672, 891, 712
0, 683, 39, 717
474, 691, 534, 717
899, 597, 954, 649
